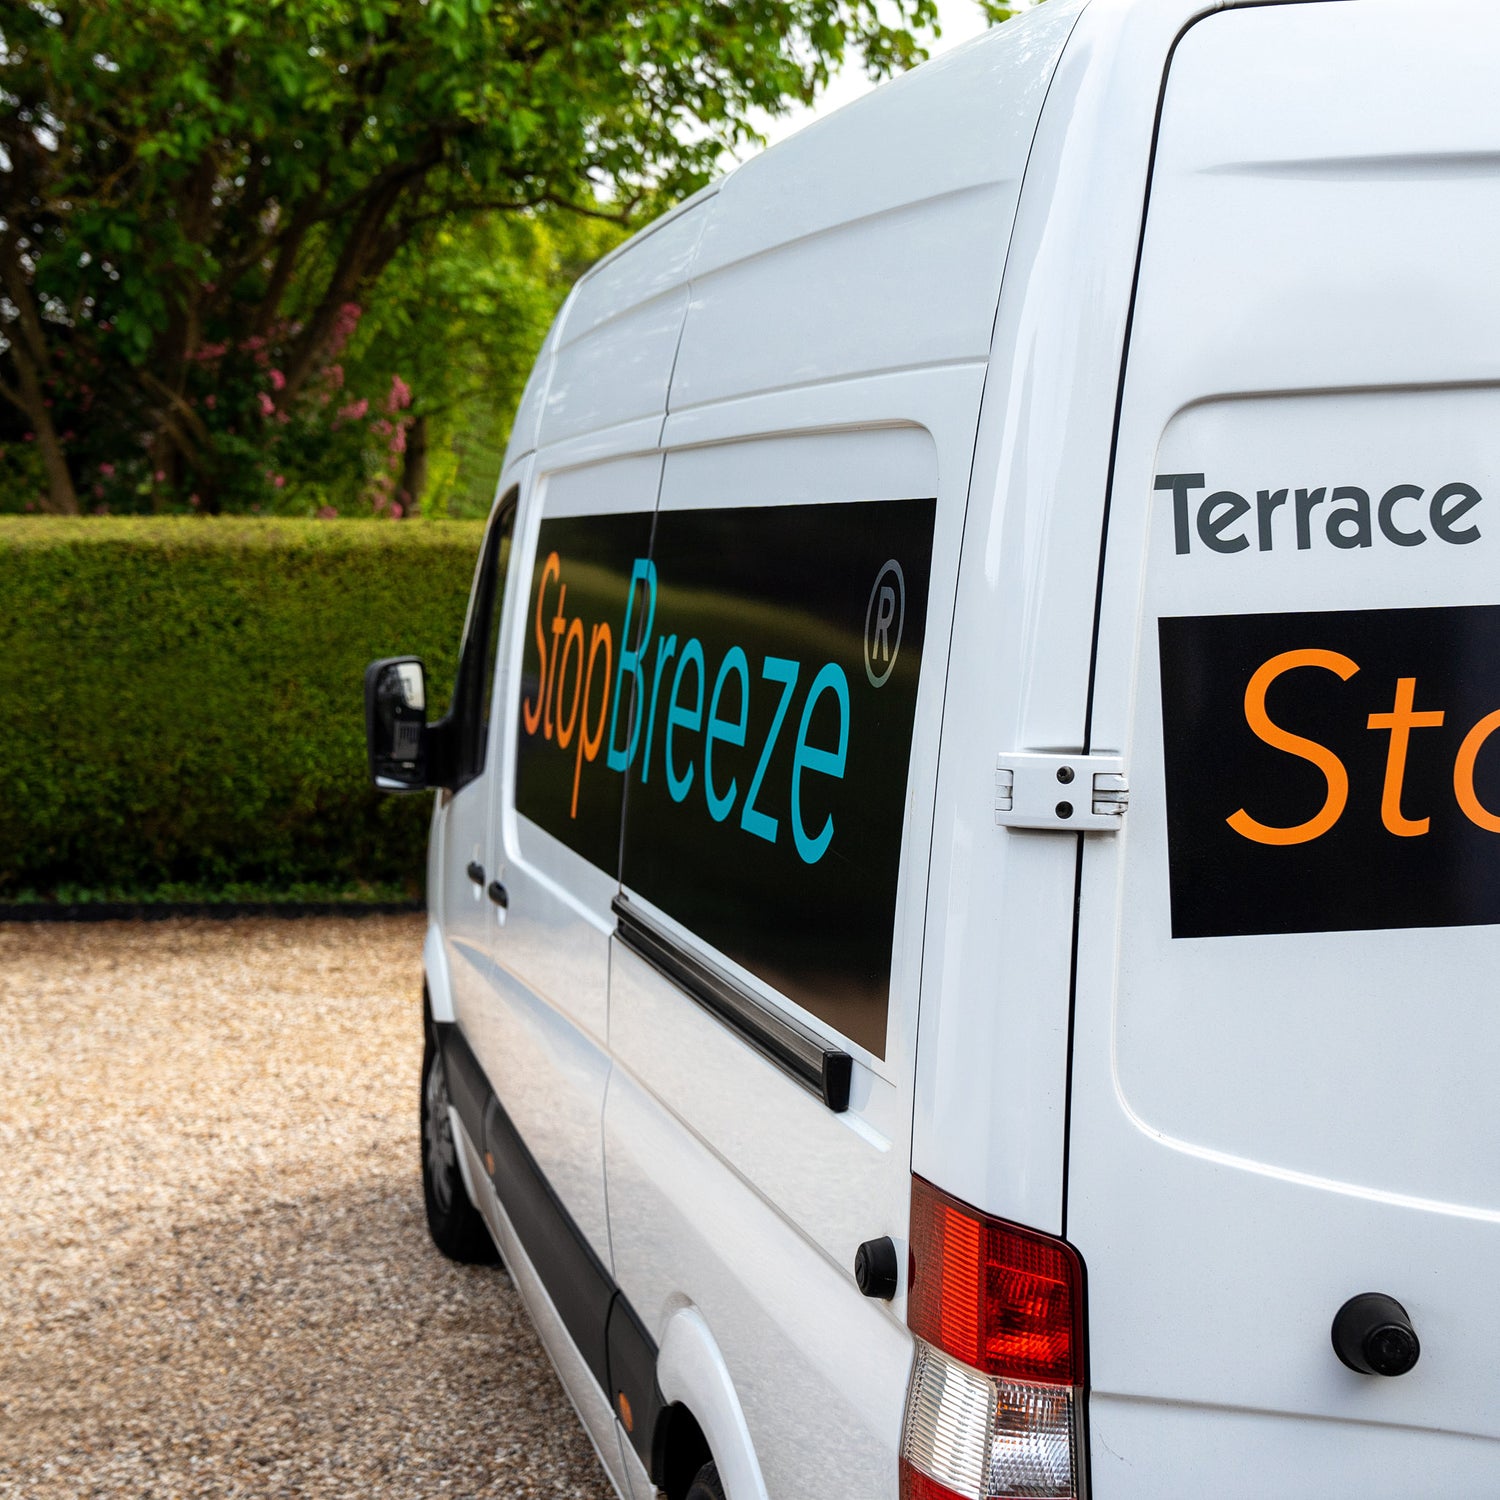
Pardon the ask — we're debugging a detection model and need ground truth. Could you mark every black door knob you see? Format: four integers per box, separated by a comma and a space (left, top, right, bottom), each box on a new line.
466, 860, 485, 885
854, 1237, 899, 1300
487, 880, 509, 909
1332, 1292, 1420, 1377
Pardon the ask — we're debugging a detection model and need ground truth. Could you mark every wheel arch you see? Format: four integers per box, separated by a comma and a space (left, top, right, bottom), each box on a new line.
652, 1306, 768, 1500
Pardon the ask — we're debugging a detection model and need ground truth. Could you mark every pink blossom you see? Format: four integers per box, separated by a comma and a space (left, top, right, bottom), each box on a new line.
23, 500, 36, 512
190, 494, 201, 507
23, 433, 33, 442
327, 364, 345, 389
275, 410, 290, 425
99, 462, 115, 477
273, 474, 286, 489
205, 394, 216, 410
254, 350, 269, 368
391, 501, 404, 518
337, 398, 368, 422
386, 374, 412, 413
327, 302, 362, 358
390, 424, 407, 456
243, 336, 265, 352
269, 368, 286, 391
258, 392, 275, 416
316, 505, 338, 519
372, 417, 392, 437
155, 470, 166, 482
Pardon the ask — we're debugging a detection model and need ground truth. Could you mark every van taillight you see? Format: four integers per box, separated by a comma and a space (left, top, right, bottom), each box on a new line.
900, 1176, 1086, 1500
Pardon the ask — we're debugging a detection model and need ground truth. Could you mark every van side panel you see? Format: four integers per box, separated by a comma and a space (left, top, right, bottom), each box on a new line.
1076, 3, 1500, 1493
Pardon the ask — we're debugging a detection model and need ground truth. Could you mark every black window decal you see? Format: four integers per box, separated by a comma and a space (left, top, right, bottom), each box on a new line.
515, 498, 936, 1058
1161, 604, 1500, 939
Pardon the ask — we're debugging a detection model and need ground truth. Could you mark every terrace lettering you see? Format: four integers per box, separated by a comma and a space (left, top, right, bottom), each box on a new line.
1157, 472, 1483, 556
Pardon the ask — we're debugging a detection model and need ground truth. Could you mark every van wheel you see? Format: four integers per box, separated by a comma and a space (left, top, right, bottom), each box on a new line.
685, 1462, 726, 1500
420, 1023, 498, 1265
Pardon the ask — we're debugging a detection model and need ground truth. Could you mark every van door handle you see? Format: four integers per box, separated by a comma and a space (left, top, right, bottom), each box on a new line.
466, 860, 485, 885
487, 880, 509, 909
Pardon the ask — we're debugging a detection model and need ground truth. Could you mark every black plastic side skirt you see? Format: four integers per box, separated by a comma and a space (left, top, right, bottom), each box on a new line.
436, 1023, 663, 1476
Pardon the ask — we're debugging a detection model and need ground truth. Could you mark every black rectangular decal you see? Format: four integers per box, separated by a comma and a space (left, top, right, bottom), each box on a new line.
1160, 605, 1500, 939
515, 498, 936, 1058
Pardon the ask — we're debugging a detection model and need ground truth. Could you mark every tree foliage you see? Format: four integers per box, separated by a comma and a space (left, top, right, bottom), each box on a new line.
0, 0, 939, 514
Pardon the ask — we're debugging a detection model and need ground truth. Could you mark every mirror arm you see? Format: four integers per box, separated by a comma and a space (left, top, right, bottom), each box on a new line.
424, 714, 459, 791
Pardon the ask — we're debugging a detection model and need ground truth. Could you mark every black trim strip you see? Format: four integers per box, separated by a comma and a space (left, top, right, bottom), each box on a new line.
611, 894, 852, 1113
437, 1021, 668, 1456
606, 1291, 664, 1472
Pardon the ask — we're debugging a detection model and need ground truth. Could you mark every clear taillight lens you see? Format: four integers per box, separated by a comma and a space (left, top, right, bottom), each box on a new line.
900, 1177, 1086, 1500
900, 1343, 1076, 1500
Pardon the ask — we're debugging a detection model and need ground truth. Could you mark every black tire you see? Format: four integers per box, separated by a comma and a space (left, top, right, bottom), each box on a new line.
685, 1462, 726, 1500
420, 1021, 499, 1264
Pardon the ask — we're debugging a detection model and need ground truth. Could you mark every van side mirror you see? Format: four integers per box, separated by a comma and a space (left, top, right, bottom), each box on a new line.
365, 657, 430, 791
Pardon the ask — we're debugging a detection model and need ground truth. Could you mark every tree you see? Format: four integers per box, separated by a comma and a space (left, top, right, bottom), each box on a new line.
0, 0, 939, 515
336, 209, 626, 518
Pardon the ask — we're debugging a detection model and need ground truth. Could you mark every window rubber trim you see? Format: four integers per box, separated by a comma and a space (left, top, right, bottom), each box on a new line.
611, 893, 853, 1113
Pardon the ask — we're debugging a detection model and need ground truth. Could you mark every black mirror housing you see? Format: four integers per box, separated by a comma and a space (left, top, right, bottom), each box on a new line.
365, 657, 430, 791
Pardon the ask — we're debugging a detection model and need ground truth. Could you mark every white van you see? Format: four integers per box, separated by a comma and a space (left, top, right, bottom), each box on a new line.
364, 0, 1500, 1494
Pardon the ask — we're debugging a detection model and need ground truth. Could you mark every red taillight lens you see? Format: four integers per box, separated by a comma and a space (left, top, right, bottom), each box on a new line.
908, 1175, 1084, 1386
899, 1459, 969, 1500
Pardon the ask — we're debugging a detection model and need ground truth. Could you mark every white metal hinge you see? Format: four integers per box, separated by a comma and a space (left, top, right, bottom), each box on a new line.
994, 751, 1128, 832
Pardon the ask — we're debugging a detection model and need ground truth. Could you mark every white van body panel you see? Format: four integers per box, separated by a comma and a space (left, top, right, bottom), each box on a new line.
539, 200, 711, 450
1075, 0, 1500, 1491
670, 0, 1087, 412
604, 1041, 914, 1498
416, 2, 1500, 1496
422, 918, 454, 1024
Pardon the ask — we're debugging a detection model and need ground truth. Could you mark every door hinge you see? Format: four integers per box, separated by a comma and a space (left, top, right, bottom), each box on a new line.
994, 751, 1128, 832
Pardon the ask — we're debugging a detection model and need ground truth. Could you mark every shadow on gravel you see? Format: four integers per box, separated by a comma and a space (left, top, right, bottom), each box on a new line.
0, 1174, 616, 1500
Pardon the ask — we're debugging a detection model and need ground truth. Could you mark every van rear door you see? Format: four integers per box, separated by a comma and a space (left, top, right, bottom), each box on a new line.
1074, 2, 1500, 1493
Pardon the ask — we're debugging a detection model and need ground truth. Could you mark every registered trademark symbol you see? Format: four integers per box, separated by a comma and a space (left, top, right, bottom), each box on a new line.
864, 559, 906, 688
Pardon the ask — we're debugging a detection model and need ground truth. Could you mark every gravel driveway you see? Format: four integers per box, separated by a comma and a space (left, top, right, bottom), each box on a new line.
0, 916, 616, 1500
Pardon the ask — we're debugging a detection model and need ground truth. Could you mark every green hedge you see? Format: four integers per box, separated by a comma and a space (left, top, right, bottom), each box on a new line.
0, 517, 484, 899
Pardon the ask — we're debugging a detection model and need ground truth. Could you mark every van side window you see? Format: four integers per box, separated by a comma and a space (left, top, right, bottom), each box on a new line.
448, 489, 517, 789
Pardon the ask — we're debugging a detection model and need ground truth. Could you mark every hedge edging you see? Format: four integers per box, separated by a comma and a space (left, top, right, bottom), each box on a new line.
0, 517, 483, 897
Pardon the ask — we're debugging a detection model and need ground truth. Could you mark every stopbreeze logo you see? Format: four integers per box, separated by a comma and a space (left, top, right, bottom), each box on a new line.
1160, 605, 1500, 939
522, 550, 855, 865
